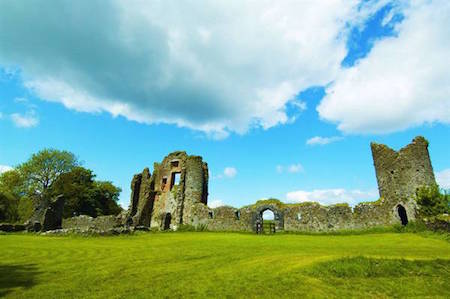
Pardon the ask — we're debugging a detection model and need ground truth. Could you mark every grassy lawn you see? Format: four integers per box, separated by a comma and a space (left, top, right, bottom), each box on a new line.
1, 232, 449, 298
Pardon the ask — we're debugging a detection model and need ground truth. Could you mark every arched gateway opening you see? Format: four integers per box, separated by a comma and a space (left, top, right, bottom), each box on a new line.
397, 205, 408, 226
262, 209, 275, 234
254, 205, 284, 234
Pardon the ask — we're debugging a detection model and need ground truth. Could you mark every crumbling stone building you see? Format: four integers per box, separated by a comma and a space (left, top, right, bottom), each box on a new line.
125, 151, 208, 230
121, 136, 437, 233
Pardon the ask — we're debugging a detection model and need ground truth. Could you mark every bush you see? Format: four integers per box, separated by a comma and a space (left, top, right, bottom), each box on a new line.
416, 185, 449, 217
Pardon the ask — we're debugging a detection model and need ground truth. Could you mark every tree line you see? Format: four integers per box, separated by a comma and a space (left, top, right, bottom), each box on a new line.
0, 149, 122, 223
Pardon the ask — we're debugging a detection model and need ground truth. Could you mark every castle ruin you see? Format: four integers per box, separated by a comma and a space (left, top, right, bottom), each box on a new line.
124, 151, 208, 231
62, 136, 437, 233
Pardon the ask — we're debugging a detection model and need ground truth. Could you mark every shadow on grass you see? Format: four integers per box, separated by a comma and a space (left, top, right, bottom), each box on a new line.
305, 256, 450, 278
0, 264, 41, 297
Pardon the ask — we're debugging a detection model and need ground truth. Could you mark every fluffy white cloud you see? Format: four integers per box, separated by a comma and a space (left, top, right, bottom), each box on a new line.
223, 167, 237, 178
436, 169, 450, 190
286, 188, 378, 206
318, 0, 450, 134
0, 165, 13, 174
208, 199, 225, 209
306, 136, 343, 146
277, 163, 304, 174
0, 0, 368, 137
10, 111, 39, 128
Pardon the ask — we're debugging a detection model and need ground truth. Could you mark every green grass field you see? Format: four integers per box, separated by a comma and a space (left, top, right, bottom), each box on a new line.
1, 232, 449, 298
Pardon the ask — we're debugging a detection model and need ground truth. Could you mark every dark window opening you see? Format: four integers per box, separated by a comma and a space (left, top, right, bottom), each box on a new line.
397, 205, 408, 226
171, 160, 179, 168
161, 177, 168, 190
163, 213, 171, 230
208, 211, 214, 219
235, 210, 240, 220
170, 172, 181, 190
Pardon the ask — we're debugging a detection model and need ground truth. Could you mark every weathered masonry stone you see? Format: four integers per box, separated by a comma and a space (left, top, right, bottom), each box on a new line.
63, 215, 119, 231
371, 136, 436, 202
125, 151, 208, 230
121, 136, 437, 232
25, 195, 65, 232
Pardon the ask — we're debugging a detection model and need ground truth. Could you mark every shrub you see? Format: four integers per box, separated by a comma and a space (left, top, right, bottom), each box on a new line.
416, 185, 449, 217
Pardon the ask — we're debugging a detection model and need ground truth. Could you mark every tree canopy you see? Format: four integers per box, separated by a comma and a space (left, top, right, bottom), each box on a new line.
18, 149, 79, 200
0, 149, 122, 223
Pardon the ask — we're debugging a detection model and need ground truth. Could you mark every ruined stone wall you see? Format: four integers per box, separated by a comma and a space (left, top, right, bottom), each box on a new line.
121, 136, 434, 233
63, 215, 119, 231
371, 136, 436, 202
125, 151, 208, 230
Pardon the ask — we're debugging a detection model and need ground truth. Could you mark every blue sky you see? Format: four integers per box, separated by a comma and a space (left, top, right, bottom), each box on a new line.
0, 0, 449, 208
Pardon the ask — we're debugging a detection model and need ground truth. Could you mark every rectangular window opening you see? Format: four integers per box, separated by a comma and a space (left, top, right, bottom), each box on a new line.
170, 172, 181, 190
161, 177, 168, 191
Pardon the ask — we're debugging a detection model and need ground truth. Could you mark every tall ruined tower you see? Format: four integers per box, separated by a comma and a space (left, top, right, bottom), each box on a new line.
371, 136, 436, 202
126, 151, 208, 230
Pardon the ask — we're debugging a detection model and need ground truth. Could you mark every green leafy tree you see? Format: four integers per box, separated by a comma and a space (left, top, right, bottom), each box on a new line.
0, 169, 24, 198
416, 184, 450, 217
50, 167, 122, 218
0, 169, 40, 222
50, 166, 95, 218
0, 169, 23, 222
92, 181, 122, 216
0, 191, 18, 222
18, 149, 79, 201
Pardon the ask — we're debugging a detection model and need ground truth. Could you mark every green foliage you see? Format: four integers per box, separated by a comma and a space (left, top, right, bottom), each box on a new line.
92, 181, 122, 216
0, 191, 18, 222
17, 197, 33, 222
0, 169, 24, 198
50, 166, 122, 218
0, 150, 122, 222
243, 198, 285, 208
416, 184, 450, 216
17, 149, 79, 200
0, 233, 449, 298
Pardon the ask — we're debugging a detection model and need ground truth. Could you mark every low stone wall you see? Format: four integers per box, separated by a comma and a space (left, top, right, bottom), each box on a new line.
62, 215, 119, 231
188, 198, 419, 233
0, 223, 26, 232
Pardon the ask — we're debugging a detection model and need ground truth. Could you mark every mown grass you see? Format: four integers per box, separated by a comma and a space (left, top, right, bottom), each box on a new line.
0, 232, 449, 298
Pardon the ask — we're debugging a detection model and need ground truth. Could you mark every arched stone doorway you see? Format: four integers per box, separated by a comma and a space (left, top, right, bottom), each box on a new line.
253, 205, 284, 233
397, 205, 408, 226
162, 213, 172, 230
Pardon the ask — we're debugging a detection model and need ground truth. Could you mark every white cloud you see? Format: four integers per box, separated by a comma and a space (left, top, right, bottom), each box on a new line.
306, 136, 343, 146
14, 97, 28, 103
10, 111, 39, 128
286, 188, 378, 206
436, 169, 450, 190
276, 165, 284, 174
288, 164, 304, 173
0, 165, 13, 174
318, 0, 450, 134
223, 167, 237, 178
208, 199, 225, 209
0, 0, 372, 137
277, 163, 304, 174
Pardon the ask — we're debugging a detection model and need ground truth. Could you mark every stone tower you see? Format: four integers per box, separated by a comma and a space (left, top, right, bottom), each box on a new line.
371, 136, 436, 202
125, 151, 208, 230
